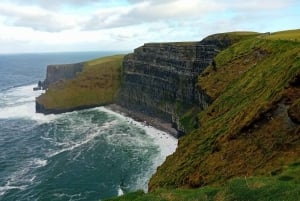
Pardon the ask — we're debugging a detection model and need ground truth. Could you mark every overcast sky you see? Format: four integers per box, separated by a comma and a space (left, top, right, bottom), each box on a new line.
0, 0, 299, 53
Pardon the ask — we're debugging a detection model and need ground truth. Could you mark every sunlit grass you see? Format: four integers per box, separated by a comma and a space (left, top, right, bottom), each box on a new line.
263, 29, 300, 41
36, 55, 124, 111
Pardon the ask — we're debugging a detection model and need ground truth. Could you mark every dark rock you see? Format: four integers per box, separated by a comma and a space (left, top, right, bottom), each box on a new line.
33, 80, 43, 91
117, 37, 232, 136
42, 62, 84, 89
33, 86, 41, 91
288, 100, 300, 124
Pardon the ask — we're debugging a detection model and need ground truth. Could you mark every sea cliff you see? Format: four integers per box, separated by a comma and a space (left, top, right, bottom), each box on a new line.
117, 42, 214, 136
36, 29, 300, 201
36, 33, 250, 136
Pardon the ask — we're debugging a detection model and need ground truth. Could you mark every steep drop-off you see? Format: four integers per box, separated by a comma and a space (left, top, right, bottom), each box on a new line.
118, 42, 213, 136
118, 32, 258, 135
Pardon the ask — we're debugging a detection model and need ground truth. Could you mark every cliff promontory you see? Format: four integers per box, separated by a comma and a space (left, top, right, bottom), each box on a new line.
36, 55, 124, 114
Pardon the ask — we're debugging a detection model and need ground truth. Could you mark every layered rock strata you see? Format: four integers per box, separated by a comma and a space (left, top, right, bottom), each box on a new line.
36, 35, 236, 137
117, 40, 223, 136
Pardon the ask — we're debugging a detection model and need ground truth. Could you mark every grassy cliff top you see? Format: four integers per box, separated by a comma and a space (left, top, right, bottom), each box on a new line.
202, 31, 260, 43
36, 55, 124, 111
144, 32, 260, 47
263, 29, 300, 41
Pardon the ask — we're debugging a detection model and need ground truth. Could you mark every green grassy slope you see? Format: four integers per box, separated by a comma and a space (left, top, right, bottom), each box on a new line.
105, 161, 300, 201
36, 55, 124, 111
263, 29, 300, 41
149, 30, 300, 190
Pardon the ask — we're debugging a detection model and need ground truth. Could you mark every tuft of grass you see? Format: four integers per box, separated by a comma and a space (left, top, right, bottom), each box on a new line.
36, 55, 124, 111
179, 106, 201, 133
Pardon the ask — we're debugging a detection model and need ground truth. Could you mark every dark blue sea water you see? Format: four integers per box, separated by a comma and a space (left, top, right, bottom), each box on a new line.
0, 52, 177, 201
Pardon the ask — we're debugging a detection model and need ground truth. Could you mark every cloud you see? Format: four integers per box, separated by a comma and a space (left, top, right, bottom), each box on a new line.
0, 0, 296, 32
1, 0, 100, 9
0, 3, 83, 32
82, 0, 297, 31
226, 0, 297, 11
83, 0, 222, 30
0, 0, 299, 53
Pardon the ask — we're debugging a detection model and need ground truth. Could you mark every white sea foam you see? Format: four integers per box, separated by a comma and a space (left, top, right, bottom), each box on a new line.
47, 120, 118, 158
98, 106, 178, 192
0, 184, 27, 196
98, 107, 177, 158
0, 157, 47, 197
117, 186, 124, 196
32, 158, 47, 168
0, 84, 59, 122
0, 86, 178, 195
101, 120, 118, 129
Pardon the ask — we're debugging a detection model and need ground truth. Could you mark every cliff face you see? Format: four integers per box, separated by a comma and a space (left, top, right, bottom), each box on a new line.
42, 62, 84, 89
36, 33, 254, 136
117, 38, 235, 136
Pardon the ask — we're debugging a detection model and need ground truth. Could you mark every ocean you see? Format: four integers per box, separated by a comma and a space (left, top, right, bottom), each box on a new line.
0, 52, 177, 201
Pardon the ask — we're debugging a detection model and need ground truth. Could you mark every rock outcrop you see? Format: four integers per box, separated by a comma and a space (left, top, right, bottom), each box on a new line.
42, 62, 84, 89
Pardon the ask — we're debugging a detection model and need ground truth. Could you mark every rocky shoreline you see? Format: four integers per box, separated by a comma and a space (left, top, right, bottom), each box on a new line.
106, 104, 179, 138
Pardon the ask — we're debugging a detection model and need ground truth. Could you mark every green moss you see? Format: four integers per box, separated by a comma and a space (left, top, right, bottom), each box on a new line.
179, 107, 200, 133
36, 55, 124, 111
